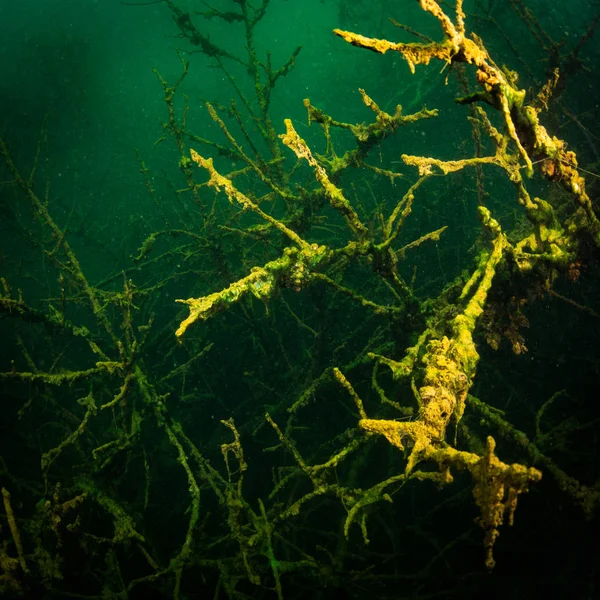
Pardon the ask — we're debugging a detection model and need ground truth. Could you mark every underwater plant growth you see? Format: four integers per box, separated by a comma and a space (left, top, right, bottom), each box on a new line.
1, 1, 600, 598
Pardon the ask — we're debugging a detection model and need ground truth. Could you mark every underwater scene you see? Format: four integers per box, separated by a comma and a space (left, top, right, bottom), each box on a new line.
1, 0, 599, 598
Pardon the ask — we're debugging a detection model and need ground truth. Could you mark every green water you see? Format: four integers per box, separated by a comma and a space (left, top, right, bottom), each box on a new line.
1, 1, 599, 598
